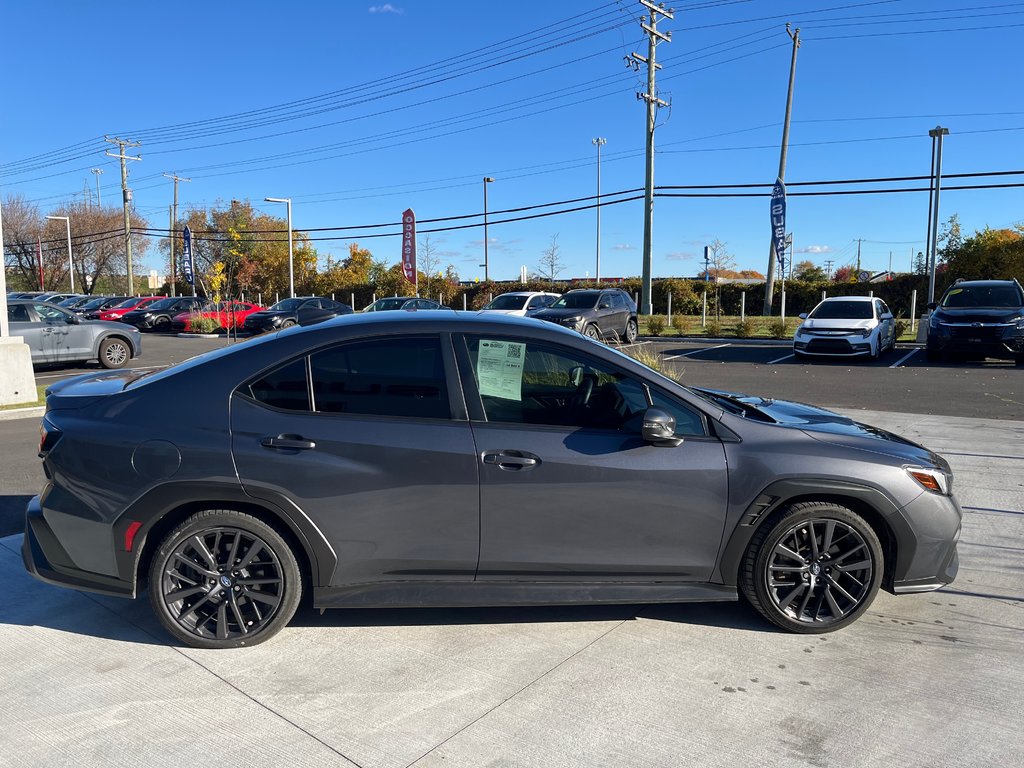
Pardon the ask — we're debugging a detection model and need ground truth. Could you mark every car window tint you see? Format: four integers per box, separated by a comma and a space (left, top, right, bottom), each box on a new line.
8, 305, 30, 322
611, 293, 626, 309
466, 337, 704, 435
310, 337, 449, 419
248, 358, 310, 411
33, 303, 67, 321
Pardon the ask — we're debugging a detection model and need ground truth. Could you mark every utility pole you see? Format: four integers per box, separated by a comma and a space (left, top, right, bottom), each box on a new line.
927, 126, 950, 304
762, 23, 800, 315
856, 238, 862, 274
630, 0, 672, 315
162, 172, 191, 297
482, 177, 495, 281
824, 259, 834, 280
91, 168, 103, 207
592, 137, 606, 283
104, 137, 141, 295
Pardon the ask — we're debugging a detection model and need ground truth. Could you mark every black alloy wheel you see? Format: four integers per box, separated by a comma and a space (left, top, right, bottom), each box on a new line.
149, 510, 302, 648
741, 502, 883, 633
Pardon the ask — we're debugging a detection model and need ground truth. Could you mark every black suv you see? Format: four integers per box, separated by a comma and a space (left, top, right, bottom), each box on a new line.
926, 279, 1024, 364
531, 288, 639, 343
121, 296, 209, 331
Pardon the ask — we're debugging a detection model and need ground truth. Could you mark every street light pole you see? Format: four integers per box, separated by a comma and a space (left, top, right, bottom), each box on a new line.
265, 197, 294, 298
927, 126, 950, 304
46, 215, 74, 293
482, 177, 495, 281
592, 138, 606, 283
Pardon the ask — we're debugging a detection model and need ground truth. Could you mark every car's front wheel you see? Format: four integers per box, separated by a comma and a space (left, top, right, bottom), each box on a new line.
740, 501, 883, 633
583, 324, 601, 341
148, 510, 303, 649
98, 337, 131, 369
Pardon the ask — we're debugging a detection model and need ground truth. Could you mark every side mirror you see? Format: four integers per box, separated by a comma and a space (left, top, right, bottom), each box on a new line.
642, 407, 684, 447
926, 302, 937, 311
65, 314, 81, 324
798, 313, 808, 320
882, 312, 894, 320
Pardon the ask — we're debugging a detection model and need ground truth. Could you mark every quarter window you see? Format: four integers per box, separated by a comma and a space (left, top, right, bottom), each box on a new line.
248, 358, 310, 412
7, 305, 30, 322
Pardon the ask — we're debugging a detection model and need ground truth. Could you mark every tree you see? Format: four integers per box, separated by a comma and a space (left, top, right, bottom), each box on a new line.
534, 234, 565, 282
705, 238, 735, 320
832, 265, 855, 283
792, 260, 826, 281
940, 225, 1024, 284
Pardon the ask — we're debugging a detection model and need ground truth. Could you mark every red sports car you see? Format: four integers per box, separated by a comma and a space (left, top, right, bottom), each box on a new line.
171, 301, 263, 332
97, 296, 165, 322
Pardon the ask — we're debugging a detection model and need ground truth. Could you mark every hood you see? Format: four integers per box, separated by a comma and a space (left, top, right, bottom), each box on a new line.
800, 317, 875, 330
933, 307, 1022, 323
533, 307, 593, 319
691, 387, 946, 468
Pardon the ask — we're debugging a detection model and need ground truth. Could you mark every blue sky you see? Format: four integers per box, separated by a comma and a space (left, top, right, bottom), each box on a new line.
2, 0, 1022, 281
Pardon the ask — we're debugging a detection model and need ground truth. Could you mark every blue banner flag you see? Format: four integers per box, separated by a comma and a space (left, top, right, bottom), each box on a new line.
182, 225, 195, 286
770, 177, 787, 259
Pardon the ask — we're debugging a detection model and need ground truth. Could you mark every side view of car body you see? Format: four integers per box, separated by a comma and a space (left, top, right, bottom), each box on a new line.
792, 296, 896, 359
926, 279, 1024, 364
79, 296, 130, 318
172, 301, 264, 332
531, 288, 639, 343
97, 296, 164, 322
7, 300, 142, 368
243, 297, 352, 334
121, 296, 209, 331
480, 291, 560, 316
24, 312, 959, 649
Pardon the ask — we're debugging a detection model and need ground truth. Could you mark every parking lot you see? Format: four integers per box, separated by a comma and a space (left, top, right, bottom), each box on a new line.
1, 331, 1022, 767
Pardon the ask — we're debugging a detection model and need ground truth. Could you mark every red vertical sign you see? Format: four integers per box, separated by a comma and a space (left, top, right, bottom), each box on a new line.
37, 237, 44, 290
401, 208, 416, 289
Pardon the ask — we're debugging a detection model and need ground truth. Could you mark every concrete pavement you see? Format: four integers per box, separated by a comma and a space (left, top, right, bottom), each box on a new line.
0, 408, 1021, 767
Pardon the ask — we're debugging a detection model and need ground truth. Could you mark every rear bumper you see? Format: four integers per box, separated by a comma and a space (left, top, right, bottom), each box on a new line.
22, 495, 134, 599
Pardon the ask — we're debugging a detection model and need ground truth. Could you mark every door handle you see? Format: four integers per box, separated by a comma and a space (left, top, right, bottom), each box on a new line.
482, 451, 540, 471
260, 435, 316, 451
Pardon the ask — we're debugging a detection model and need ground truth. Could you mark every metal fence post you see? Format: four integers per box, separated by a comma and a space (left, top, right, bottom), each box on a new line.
741, 291, 746, 322
702, 291, 707, 327
910, 289, 918, 333
667, 292, 672, 325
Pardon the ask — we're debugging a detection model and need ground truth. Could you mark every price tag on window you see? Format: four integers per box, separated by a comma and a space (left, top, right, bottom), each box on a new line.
477, 340, 525, 401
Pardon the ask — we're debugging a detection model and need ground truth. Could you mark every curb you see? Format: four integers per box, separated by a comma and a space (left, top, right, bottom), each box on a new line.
0, 405, 44, 422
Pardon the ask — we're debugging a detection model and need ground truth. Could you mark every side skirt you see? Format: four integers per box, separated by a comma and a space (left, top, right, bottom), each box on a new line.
313, 581, 738, 609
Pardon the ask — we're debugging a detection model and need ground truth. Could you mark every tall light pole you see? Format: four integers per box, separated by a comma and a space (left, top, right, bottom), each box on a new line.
482, 177, 495, 281
90, 168, 104, 207
265, 197, 294, 298
46, 215, 74, 293
592, 138, 606, 283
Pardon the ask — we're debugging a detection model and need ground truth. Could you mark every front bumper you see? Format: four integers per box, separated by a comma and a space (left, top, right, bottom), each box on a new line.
928, 329, 1024, 360
890, 490, 961, 594
22, 495, 134, 598
794, 334, 872, 356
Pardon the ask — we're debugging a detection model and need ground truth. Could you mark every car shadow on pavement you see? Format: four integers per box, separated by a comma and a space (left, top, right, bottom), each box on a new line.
0, 495, 32, 538
291, 598, 776, 634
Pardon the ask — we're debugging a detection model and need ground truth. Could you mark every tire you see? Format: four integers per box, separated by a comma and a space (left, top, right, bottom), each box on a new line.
583, 324, 601, 341
280, 319, 296, 329
739, 501, 883, 634
148, 509, 303, 649
869, 337, 880, 361
97, 336, 131, 369
624, 319, 639, 344
153, 315, 171, 332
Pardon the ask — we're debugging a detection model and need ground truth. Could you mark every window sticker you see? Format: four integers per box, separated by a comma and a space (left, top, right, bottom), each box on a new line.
477, 340, 526, 401
946, 288, 963, 296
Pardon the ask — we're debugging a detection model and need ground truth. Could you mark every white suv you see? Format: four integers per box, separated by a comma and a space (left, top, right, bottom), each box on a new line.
793, 296, 896, 360
480, 291, 560, 316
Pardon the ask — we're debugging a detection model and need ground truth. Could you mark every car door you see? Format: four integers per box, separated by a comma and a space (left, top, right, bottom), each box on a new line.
460, 334, 729, 582
32, 303, 92, 361
7, 303, 45, 361
230, 333, 480, 585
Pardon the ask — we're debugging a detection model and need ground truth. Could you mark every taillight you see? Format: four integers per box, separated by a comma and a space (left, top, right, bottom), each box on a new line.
38, 416, 62, 457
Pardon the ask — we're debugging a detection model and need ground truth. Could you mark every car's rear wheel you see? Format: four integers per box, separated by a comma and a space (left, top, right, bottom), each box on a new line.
98, 337, 131, 368
740, 501, 883, 633
624, 319, 638, 344
148, 510, 302, 649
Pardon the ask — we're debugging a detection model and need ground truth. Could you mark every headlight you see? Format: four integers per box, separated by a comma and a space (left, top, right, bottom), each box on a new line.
1015, 316, 1024, 330
929, 313, 940, 329
856, 328, 872, 337
906, 466, 952, 495
565, 316, 583, 324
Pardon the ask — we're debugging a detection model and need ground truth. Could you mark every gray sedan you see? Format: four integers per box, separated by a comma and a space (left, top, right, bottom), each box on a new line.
7, 300, 142, 368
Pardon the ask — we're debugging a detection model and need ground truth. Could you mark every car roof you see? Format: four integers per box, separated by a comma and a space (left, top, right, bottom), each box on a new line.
819, 296, 874, 302
945, 279, 1020, 288
493, 291, 558, 297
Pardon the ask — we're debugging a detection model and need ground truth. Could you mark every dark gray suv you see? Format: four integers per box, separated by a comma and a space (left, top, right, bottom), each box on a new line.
532, 289, 639, 343
24, 313, 960, 648
7, 299, 142, 369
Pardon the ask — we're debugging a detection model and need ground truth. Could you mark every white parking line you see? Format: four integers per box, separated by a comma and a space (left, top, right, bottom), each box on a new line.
890, 347, 920, 368
664, 343, 731, 360
767, 353, 795, 365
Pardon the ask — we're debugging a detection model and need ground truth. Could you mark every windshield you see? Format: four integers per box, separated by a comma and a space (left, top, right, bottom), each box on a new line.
146, 298, 178, 310
57, 297, 84, 307
551, 292, 599, 310
809, 300, 874, 320
81, 297, 111, 310
373, 298, 408, 311
113, 298, 142, 309
269, 298, 304, 311
941, 284, 1024, 309
485, 295, 528, 310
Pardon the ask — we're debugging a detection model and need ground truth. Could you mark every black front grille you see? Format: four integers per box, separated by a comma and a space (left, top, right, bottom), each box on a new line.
948, 326, 1004, 340
807, 338, 856, 353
